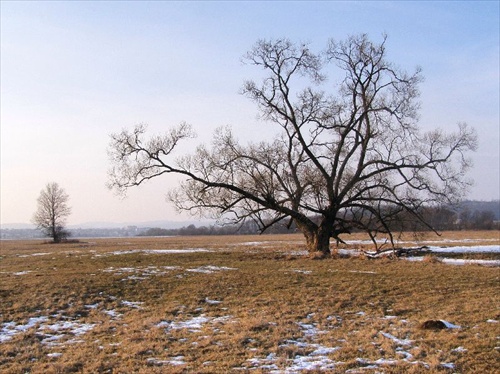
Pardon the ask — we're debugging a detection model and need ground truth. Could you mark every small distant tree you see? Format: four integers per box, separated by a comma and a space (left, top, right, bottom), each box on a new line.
32, 182, 71, 243
108, 34, 477, 256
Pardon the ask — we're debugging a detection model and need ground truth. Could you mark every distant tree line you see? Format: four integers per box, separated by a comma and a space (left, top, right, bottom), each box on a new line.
139, 201, 499, 237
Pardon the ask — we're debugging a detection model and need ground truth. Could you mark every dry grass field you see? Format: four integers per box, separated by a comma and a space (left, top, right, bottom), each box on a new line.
1, 231, 499, 373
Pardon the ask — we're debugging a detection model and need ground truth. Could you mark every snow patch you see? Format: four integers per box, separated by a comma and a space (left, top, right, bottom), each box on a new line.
121, 300, 143, 309
147, 356, 185, 366
186, 265, 237, 274
0, 316, 49, 343
428, 245, 499, 253
205, 298, 222, 305
12, 271, 32, 276
47, 352, 63, 358
292, 269, 312, 274
0, 315, 96, 345
440, 320, 461, 329
440, 362, 456, 369
380, 331, 413, 346
17, 252, 50, 258
96, 248, 211, 257
157, 315, 211, 332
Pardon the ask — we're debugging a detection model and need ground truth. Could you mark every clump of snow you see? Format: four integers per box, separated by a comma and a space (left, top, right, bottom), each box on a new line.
186, 265, 237, 274
440, 258, 500, 266
95, 248, 212, 257
205, 298, 222, 305
240, 241, 273, 246
1, 315, 96, 346
17, 252, 50, 258
157, 316, 211, 332
288, 250, 309, 256
142, 249, 210, 254
147, 356, 185, 366
12, 271, 32, 276
349, 270, 377, 274
440, 320, 461, 329
296, 322, 322, 337
43, 321, 95, 336
0, 316, 49, 343
428, 245, 499, 253
47, 352, 63, 358
285, 354, 339, 372
103, 265, 182, 281
292, 269, 312, 274
440, 362, 456, 369
380, 331, 413, 346
121, 300, 143, 309
103, 309, 121, 318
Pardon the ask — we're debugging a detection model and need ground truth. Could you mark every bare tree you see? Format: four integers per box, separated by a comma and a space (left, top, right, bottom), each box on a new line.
108, 34, 477, 256
32, 182, 71, 243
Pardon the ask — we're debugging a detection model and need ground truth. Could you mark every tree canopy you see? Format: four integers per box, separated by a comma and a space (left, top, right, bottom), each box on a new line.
108, 34, 477, 255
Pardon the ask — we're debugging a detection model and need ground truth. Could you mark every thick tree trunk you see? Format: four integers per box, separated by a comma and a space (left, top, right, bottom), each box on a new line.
296, 220, 332, 257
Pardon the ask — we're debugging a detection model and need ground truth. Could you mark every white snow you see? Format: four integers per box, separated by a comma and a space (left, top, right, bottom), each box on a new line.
121, 300, 143, 309
205, 298, 222, 305
428, 245, 499, 253
292, 269, 312, 274
186, 265, 237, 274
440, 258, 500, 266
310, 346, 341, 356
147, 356, 186, 366
380, 331, 413, 346
103, 309, 121, 318
0, 316, 49, 342
43, 321, 95, 336
96, 248, 211, 257
17, 252, 50, 258
142, 249, 210, 254
296, 322, 321, 337
12, 271, 32, 275
47, 352, 63, 358
0, 316, 96, 345
441, 362, 456, 369
349, 270, 377, 274
157, 316, 211, 332
284, 354, 338, 372
440, 320, 461, 329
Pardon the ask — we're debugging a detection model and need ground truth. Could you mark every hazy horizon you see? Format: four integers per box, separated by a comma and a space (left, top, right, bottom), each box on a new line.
1, 1, 499, 226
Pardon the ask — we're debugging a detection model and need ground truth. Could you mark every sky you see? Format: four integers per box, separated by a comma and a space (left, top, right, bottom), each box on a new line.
1, 1, 499, 227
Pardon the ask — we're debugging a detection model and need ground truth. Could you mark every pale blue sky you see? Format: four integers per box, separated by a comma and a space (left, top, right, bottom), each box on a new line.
1, 1, 499, 226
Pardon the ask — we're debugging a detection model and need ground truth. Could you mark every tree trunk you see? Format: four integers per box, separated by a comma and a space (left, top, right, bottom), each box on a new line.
296, 220, 332, 257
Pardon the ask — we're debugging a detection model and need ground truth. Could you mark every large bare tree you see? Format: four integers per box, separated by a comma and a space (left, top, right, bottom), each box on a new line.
32, 182, 71, 243
108, 34, 477, 256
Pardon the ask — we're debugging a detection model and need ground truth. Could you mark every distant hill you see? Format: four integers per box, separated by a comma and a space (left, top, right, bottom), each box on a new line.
0, 223, 36, 230
459, 200, 500, 220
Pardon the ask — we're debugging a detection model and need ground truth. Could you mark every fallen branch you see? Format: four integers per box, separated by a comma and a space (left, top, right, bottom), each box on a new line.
362, 246, 430, 258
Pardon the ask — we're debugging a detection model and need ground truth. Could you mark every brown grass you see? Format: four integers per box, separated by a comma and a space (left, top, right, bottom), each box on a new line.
0, 231, 499, 373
